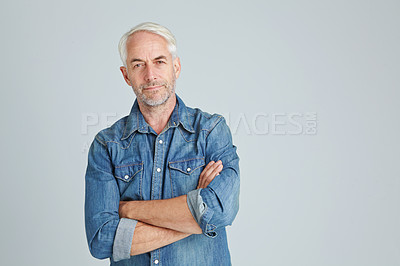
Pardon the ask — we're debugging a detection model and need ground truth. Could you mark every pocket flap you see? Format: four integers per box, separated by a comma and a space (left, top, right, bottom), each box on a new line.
169, 158, 205, 175
114, 162, 143, 182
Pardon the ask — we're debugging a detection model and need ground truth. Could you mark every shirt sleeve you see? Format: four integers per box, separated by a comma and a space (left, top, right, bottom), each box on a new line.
186, 116, 240, 237
84, 135, 137, 261
112, 218, 137, 262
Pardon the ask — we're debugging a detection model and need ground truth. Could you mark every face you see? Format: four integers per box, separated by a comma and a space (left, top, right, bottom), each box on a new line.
120, 31, 181, 107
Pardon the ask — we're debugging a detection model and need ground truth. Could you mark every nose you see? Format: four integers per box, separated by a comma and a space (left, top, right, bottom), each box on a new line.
144, 65, 156, 82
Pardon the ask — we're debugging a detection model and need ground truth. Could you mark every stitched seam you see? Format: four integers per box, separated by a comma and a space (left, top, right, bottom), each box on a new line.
177, 103, 195, 133
168, 158, 205, 175
151, 134, 158, 200
206, 224, 217, 234
208, 223, 216, 229
122, 119, 128, 139
178, 127, 189, 142
178, 127, 197, 142
115, 168, 143, 181
105, 132, 137, 149
115, 162, 143, 168
105, 141, 120, 145
169, 169, 174, 197
204, 116, 223, 137
169, 164, 205, 175
180, 120, 195, 134
95, 135, 106, 146
159, 136, 165, 200
139, 165, 143, 200
168, 157, 205, 164
121, 132, 136, 149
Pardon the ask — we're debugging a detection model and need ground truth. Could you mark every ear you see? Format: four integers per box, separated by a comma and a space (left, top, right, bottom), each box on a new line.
173, 57, 181, 79
120, 66, 131, 86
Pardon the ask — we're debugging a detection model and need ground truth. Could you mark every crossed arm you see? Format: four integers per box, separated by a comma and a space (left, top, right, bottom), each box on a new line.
119, 160, 223, 255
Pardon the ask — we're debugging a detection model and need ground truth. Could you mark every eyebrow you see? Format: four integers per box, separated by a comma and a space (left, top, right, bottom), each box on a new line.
154, 55, 167, 61
130, 58, 144, 64
130, 55, 168, 64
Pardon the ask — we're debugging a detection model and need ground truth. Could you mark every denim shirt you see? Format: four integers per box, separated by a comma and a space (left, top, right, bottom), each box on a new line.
85, 95, 240, 265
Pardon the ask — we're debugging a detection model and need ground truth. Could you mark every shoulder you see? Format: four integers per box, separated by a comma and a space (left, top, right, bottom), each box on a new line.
184, 104, 228, 134
93, 115, 130, 146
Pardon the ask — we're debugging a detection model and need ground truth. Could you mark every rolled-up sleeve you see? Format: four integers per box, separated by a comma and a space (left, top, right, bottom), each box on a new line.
85, 135, 137, 261
112, 218, 137, 262
187, 117, 240, 237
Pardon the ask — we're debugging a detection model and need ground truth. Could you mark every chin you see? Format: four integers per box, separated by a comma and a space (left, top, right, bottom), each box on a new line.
143, 95, 169, 107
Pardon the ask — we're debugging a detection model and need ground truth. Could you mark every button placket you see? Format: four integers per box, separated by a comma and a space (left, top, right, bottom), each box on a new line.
151, 249, 160, 266
155, 138, 163, 176
152, 134, 166, 201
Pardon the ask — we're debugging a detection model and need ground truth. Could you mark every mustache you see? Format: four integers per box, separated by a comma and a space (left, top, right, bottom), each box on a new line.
140, 81, 168, 90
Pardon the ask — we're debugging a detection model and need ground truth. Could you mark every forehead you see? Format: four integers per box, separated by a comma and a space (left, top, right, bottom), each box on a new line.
126, 31, 170, 59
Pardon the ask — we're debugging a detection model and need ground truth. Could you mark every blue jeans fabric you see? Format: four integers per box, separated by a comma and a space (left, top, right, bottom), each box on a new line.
85, 95, 240, 265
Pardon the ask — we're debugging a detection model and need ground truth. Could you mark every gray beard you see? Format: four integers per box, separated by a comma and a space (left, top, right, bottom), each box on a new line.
133, 78, 176, 107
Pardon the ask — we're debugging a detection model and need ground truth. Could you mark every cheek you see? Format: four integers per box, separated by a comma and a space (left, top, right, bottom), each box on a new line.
128, 73, 143, 86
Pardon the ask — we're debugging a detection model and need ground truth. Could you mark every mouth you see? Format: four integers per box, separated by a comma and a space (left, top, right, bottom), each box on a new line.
143, 85, 164, 91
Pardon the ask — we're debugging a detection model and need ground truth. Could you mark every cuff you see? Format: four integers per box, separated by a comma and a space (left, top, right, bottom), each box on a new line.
112, 218, 137, 262
186, 188, 217, 238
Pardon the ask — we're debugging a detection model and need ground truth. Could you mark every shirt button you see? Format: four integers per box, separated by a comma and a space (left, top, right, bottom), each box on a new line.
124, 175, 129, 179
187, 167, 191, 172
159, 139, 163, 144
154, 259, 159, 264
156, 168, 161, 173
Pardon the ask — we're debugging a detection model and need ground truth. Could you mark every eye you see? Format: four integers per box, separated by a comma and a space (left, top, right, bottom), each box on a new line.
133, 63, 144, 68
156, 60, 166, 65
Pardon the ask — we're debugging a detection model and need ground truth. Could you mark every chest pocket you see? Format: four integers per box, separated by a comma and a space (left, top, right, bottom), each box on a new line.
114, 162, 143, 182
169, 158, 205, 175
114, 162, 143, 199
168, 158, 205, 196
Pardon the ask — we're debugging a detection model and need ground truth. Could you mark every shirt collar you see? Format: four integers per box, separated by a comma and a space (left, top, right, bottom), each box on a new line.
121, 94, 195, 140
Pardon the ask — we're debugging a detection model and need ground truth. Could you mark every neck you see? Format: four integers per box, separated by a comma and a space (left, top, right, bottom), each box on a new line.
137, 94, 177, 135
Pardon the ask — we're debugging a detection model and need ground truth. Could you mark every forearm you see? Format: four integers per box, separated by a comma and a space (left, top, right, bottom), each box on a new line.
120, 195, 202, 234
131, 221, 190, 255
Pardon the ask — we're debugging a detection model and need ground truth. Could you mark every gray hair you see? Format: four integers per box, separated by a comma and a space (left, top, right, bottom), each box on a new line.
118, 22, 177, 66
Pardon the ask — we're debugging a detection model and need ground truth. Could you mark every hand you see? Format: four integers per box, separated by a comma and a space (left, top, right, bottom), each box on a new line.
197, 160, 223, 189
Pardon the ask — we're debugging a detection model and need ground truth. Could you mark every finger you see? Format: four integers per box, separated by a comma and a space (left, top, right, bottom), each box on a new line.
199, 161, 215, 180
202, 161, 222, 185
200, 162, 223, 188
204, 164, 223, 187
198, 160, 223, 188
201, 160, 222, 179
198, 161, 215, 188
211, 163, 223, 176
215, 162, 223, 175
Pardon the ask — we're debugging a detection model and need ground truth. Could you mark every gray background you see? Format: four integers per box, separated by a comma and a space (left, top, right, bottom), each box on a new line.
1, 0, 399, 265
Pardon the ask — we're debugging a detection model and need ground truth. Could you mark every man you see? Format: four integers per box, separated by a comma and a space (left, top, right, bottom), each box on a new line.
85, 22, 240, 265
